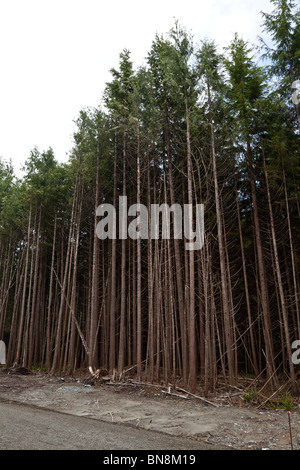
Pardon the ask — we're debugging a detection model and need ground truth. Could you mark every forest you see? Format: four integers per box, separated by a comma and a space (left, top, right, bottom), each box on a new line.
0, 0, 299, 395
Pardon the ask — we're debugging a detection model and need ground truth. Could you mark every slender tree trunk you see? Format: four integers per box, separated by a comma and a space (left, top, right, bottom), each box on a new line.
235, 178, 258, 376
15, 203, 32, 364
68, 186, 84, 373
50, 178, 79, 374
263, 144, 297, 392
46, 213, 57, 371
165, 112, 187, 387
136, 125, 142, 381
109, 131, 117, 372
247, 143, 278, 388
7, 249, 24, 365
186, 100, 197, 392
28, 204, 42, 368
89, 150, 100, 370
207, 81, 234, 385
117, 132, 127, 374
147, 153, 154, 382
282, 169, 300, 339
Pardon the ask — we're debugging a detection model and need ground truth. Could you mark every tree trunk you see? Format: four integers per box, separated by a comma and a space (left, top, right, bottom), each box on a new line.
117, 132, 127, 374
208, 81, 234, 385
15, 203, 32, 365
248, 143, 278, 388
46, 213, 57, 371
136, 125, 142, 381
165, 112, 187, 387
186, 100, 197, 392
235, 178, 258, 376
89, 150, 100, 369
263, 144, 297, 392
109, 131, 118, 372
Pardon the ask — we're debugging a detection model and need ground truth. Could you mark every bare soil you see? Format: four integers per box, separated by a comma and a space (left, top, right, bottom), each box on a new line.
0, 367, 299, 450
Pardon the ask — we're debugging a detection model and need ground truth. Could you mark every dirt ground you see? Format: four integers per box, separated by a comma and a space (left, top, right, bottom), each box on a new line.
0, 367, 299, 450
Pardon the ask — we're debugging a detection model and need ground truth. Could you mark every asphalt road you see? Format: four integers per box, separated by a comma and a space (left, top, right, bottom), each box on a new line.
0, 400, 216, 451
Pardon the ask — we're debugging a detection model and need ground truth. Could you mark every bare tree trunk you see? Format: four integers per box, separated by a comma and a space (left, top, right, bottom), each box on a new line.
15, 203, 32, 364
263, 145, 297, 392
69, 185, 84, 373
117, 132, 127, 374
282, 170, 300, 339
186, 100, 197, 392
136, 125, 142, 381
235, 179, 258, 376
109, 131, 117, 372
207, 81, 234, 385
89, 150, 100, 369
154, 237, 161, 383
28, 204, 42, 368
7, 248, 24, 365
165, 113, 187, 387
248, 144, 278, 388
147, 153, 154, 382
46, 213, 57, 371
50, 178, 79, 375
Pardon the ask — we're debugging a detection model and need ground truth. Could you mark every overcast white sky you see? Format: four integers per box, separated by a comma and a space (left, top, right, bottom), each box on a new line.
0, 0, 274, 178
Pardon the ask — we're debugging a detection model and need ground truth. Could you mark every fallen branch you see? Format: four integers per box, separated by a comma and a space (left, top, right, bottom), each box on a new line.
128, 380, 168, 389
214, 392, 244, 400
162, 390, 190, 400
84, 367, 112, 385
176, 387, 219, 407
256, 380, 288, 409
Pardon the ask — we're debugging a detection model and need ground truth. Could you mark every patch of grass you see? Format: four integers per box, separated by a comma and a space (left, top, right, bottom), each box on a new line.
244, 387, 258, 403
278, 392, 294, 411
31, 363, 47, 372
265, 392, 294, 411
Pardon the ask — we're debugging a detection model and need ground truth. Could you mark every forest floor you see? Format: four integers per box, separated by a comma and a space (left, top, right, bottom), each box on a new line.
0, 366, 299, 450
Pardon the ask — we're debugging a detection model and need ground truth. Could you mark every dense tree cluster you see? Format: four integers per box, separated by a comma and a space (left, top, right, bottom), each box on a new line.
0, 0, 299, 393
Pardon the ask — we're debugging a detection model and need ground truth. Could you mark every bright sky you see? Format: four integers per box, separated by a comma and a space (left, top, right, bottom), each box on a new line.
0, 0, 274, 178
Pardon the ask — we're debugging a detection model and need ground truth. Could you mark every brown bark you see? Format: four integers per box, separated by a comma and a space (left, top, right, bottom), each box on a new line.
208, 81, 234, 385
247, 144, 278, 388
